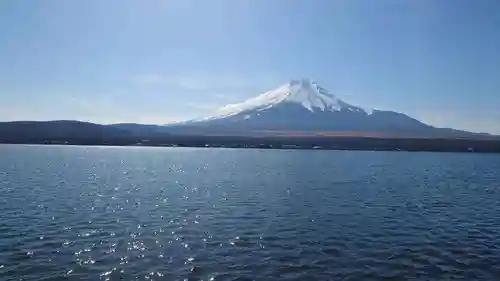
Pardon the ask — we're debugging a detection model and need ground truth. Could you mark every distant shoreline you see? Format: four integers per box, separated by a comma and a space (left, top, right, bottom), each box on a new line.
2, 120, 498, 153
1, 136, 499, 153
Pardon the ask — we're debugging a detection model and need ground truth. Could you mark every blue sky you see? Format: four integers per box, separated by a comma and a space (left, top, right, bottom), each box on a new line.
1, 0, 499, 133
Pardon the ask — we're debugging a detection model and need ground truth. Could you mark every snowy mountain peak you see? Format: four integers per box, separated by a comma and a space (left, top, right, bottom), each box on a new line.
288, 78, 314, 87
173, 79, 456, 136
280, 79, 341, 111
210, 79, 366, 120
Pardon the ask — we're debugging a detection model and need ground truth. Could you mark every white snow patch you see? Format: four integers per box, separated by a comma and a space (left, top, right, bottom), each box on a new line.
205, 79, 369, 120
195, 79, 374, 121
365, 108, 376, 115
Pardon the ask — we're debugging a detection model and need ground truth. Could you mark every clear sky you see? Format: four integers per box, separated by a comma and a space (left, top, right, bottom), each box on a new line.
1, 0, 499, 133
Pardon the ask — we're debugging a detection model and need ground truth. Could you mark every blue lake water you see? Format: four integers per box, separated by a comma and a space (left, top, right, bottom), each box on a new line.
1, 144, 500, 280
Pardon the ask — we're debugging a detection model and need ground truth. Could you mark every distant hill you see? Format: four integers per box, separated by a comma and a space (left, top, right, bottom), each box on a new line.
0, 121, 130, 143
108, 123, 171, 136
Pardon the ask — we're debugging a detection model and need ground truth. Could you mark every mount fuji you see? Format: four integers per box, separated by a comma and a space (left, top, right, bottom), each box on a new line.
0, 79, 496, 149
170, 79, 476, 137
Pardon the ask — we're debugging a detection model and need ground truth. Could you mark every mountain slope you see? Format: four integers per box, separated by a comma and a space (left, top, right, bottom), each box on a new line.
108, 123, 171, 136
172, 79, 461, 137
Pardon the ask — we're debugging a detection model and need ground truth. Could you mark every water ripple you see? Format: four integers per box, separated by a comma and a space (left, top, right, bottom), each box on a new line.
1, 145, 500, 280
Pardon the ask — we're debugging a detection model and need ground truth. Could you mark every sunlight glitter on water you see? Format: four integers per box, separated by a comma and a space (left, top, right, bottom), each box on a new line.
1, 146, 500, 280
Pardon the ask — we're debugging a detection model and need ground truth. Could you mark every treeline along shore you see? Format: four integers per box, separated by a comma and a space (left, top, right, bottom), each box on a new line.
1, 134, 499, 153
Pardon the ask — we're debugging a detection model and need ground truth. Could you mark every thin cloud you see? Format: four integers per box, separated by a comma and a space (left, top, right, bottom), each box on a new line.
0, 107, 42, 121
214, 93, 237, 101
133, 73, 279, 92
215, 94, 227, 99
185, 102, 220, 111
133, 74, 220, 91
134, 74, 167, 85
5, 94, 181, 125
416, 110, 500, 134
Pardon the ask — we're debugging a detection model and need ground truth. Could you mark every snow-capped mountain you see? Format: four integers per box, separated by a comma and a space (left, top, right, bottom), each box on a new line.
170, 79, 474, 137
205, 79, 367, 120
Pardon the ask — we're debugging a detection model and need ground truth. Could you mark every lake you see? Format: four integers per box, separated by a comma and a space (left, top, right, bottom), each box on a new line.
1, 145, 500, 280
